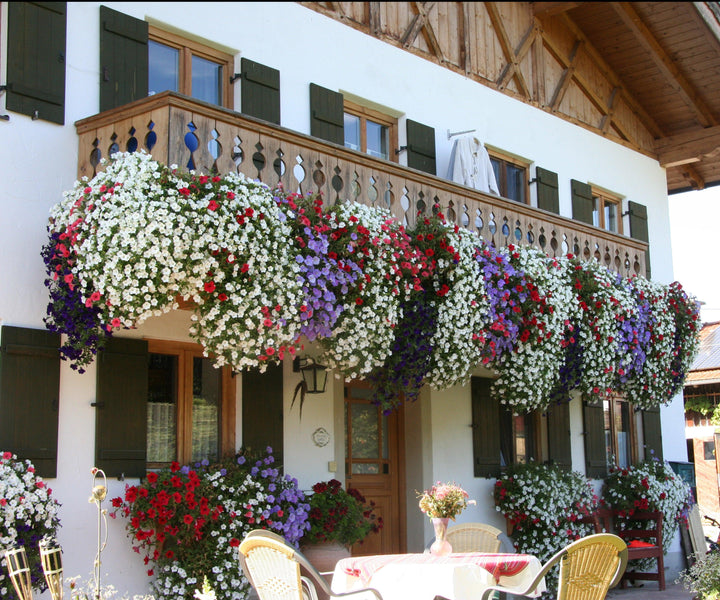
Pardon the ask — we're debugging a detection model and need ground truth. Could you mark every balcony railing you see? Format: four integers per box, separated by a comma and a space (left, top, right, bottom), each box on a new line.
75, 91, 647, 276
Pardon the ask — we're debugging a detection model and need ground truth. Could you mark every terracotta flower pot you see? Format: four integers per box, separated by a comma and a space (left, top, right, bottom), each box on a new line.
300, 542, 351, 600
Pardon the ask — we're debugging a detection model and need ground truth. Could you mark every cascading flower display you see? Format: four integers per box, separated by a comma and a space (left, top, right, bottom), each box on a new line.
488, 246, 576, 412
0, 453, 61, 600
44, 151, 702, 415
110, 448, 309, 600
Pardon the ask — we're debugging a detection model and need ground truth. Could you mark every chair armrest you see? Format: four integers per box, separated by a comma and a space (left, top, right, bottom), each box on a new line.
330, 588, 384, 600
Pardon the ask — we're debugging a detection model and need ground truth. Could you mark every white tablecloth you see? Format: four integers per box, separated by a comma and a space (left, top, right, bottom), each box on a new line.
331, 552, 546, 600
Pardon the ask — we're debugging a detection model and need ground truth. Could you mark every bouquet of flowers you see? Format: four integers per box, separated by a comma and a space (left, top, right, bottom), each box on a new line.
0, 452, 62, 600
303, 479, 383, 547
417, 482, 475, 520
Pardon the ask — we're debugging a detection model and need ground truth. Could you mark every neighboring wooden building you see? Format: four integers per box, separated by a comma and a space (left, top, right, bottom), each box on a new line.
2, 2, 720, 595
685, 322, 720, 517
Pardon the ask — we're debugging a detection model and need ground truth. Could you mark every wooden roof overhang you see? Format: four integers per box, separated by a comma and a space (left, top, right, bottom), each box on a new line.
300, 2, 720, 195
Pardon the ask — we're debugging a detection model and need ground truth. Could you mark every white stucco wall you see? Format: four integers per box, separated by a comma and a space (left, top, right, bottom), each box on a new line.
0, 1, 686, 595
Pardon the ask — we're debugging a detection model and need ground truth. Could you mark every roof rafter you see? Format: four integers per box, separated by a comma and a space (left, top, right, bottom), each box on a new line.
610, 1, 718, 129
655, 125, 720, 167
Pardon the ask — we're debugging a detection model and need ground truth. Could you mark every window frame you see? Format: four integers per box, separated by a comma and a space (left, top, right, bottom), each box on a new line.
146, 339, 235, 467
148, 26, 234, 108
487, 148, 530, 204
591, 187, 624, 234
343, 100, 398, 163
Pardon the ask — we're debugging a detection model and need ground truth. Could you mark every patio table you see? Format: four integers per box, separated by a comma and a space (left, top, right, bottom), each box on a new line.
331, 552, 545, 600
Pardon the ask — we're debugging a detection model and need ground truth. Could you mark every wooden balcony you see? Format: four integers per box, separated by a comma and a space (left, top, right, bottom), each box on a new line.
75, 91, 647, 276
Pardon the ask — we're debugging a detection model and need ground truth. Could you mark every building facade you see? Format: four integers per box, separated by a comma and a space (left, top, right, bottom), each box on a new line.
2, 2, 716, 596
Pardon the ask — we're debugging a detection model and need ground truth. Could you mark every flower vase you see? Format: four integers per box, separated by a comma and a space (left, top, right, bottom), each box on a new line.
430, 517, 452, 556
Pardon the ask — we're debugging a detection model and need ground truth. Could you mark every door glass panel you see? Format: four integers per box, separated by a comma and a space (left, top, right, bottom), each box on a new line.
147, 353, 178, 463
349, 400, 380, 474
148, 40, 179, 96
344, 114, 361, 151
191, 55, 222, 105
366, 120, 389, 160
191, 356, 221, 463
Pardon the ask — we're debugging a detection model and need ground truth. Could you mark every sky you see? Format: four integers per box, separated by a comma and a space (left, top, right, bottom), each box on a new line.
669, 186, 720, 325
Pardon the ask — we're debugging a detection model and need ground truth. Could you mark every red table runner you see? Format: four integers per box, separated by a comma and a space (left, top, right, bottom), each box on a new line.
339, 552, 535, 586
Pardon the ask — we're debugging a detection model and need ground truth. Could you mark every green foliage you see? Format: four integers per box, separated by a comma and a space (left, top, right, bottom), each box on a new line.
678, 551, 720, 599
304, 479, 383, 547
686, 396, 715, 417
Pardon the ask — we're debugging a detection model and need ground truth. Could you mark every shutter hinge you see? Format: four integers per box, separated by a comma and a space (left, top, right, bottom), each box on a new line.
90, 402, 105, 408
229, 73, 242, 84
395, 145, 407, 155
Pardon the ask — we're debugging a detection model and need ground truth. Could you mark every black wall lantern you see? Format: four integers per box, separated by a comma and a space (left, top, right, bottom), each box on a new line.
293, 356, 328, 394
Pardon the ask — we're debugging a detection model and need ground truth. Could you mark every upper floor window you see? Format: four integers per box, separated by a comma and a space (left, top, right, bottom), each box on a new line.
592, 188, 623, 234
488, 149, 529, 203
148, 27, 233, 108
343, 101, 398, 162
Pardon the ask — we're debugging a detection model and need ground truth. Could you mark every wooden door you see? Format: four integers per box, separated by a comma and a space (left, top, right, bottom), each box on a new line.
344, 382, 405, 556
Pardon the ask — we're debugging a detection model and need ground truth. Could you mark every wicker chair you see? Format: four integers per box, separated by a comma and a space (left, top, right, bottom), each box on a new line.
445, 523, 503, 553
477, 533, 628, 600
238, 530, 384, 600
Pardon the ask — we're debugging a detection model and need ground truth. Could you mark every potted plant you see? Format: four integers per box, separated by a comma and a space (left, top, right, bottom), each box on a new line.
300, 479, 382, 572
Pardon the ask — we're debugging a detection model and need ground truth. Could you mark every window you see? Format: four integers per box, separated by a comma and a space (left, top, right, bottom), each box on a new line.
148, 27, 233, 107
488, 150, 529, 203
592, 188, 623, 234
602, 394, 637, 468
500, 410, 540, 466
343, 101, 398, 162
147, 340, 234, 467
471, 377, 570, 477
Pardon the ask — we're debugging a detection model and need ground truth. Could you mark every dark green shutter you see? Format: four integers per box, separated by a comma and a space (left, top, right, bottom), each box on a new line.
546, 402, 571, 471
242, 364, 283, 467
310, 83, 344, 145
642, 407, 663, 462
95, 337, 148, 478
406, 119, 436, 175
536, 167, 559, 214
99, 5, 148, 112
6, 2, 67, 124
471, 377, 501, 478
240, 58, 280, 125
628, 201, 651, 279
0, 326, 60, 478
571, 179, 594, 225
583, 399, 607, 478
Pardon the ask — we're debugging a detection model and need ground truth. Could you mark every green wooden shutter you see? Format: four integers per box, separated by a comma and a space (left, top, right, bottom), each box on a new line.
583, 399, 607, 478
628, 201, 651, 279
95, 337, 148, 478
241, 58, 280, 125
99, 5, 148, 112
546, 401, 572, 471
406, 119, 436, 175
0, 326, 60, 478
471, 377, 501, 478
642, 406, 663, 462
536, 167, 559, 214
309, 83, 344, 145
6, 2, 67, 124
242, 364, 283, 466
571, 179, 594, 225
